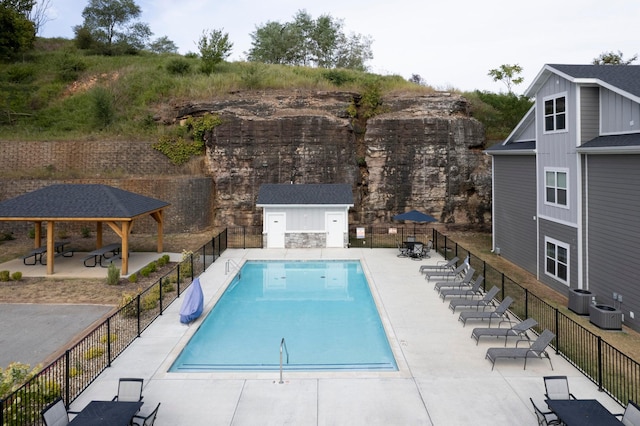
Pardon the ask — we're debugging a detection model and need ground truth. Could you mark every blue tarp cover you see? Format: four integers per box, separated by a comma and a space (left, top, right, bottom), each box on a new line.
179, 277, 204, 324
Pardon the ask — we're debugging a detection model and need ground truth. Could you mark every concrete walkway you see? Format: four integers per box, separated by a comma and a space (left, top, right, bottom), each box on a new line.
66, 248, 623, 425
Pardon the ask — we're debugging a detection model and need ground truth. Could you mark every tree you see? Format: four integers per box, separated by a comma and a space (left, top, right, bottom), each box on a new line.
149, 35, 178, 54
75, 0, 152, 54
0, 0, 35, 15
247, 9, 373, 70
488, 64, 524, 93
197, 28, 232, 74
28, 0, 51, 35
0, 3, 35, 60
592, 50, 638, 65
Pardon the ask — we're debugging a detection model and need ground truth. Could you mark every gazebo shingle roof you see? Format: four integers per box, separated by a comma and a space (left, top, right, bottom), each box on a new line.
0, 184, 169, 219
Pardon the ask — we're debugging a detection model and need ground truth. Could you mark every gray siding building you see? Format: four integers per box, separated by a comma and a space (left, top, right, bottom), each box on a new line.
486, 64, 640, 332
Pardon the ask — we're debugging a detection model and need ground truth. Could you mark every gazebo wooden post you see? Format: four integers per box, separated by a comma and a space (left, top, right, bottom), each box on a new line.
46, 221, 55, 275
96, 222, 103, 248
34, 222, 43, 248
156, 210, 164, 253
121, 221, 130, 275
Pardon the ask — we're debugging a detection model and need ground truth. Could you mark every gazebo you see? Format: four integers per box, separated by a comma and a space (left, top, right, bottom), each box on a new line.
0, 184, 170, 275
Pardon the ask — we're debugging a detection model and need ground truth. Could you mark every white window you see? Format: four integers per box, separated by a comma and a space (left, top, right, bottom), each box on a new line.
545, 238, 569, 284
545, 169, 568, 207
544, 94, 567, 133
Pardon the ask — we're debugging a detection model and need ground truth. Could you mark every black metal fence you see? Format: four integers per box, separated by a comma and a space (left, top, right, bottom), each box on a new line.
0, 230, 228, 426
223, 224, 639, 405
5, 225, 637, 424
429, 228, 639, 406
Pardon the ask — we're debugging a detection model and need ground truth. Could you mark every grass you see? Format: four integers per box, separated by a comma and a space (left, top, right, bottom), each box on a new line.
0, 38, 434, 142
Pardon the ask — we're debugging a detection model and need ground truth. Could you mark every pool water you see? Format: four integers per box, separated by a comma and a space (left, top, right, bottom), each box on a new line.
170, 260, 398, 372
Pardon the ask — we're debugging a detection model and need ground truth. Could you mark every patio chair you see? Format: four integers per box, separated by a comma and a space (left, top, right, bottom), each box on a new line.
112, 377, 144, 402
530, 398, 561, 426
424, 263, 467, 282
418, 256, 459, 274
409, 243, 427, 260
543, 375, 576, 400
440, 276, 484, 301
614, 400, 640, 425
131, 402, 161, 426
485, 329, 555, 370
471, 318, 538, 346
396, 241, 409, 258
458, 296, 514, 327
433, 267, 475, 291
449, 286, 500, 313
41, 397, 70, 426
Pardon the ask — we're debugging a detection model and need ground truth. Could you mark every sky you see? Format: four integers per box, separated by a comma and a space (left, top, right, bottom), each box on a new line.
39, 0, 639, 93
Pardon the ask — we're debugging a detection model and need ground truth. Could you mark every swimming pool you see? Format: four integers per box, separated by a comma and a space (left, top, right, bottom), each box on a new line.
170, 260, 398, 372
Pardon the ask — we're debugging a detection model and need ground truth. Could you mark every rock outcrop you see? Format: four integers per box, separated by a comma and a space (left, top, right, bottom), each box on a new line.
174, 90, 491, 228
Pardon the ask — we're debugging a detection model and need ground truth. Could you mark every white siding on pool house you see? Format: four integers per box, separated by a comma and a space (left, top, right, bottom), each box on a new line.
256, 184, 354, 249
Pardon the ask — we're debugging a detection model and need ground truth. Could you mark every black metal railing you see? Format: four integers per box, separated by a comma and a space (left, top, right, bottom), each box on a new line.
428, 227, 638, 406
225, 223, 640, 404
0, 230, 228, 425
5, 225, 638, 424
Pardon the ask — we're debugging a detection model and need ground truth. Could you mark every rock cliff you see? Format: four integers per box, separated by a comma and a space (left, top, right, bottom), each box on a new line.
174, 90, 490, 228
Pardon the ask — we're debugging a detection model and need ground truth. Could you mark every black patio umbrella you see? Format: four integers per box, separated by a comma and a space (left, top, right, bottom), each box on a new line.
392, 210, 438, 236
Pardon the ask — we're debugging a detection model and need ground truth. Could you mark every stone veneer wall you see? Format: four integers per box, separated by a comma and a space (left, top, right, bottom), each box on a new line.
285, 232, 327, 248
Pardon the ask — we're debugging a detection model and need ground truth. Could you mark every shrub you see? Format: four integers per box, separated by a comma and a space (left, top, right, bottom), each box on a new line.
141, 287, 159, 310
166, 58, 191, 75
83, 346, 104, 360
161, 278, 175, 293
146, 261, 157, 273
81, 227, 91, 238
119, 291, 139, 317
128, 273, 138, 283
106, 262, 120, 285
100, 333, 117, 344
152, 135, 204, 165
91, 87, 115, 129
56, 52, 87, 82
0, 362, 40, 399
11, 271, 22, 281
69, 366, 82, 378
0, 231, 15, 241
139, 266, 151, 277
0, 271, 10, 281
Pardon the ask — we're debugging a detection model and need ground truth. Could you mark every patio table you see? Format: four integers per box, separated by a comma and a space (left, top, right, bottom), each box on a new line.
69, 400, 143, 426
545, 399, 622, 426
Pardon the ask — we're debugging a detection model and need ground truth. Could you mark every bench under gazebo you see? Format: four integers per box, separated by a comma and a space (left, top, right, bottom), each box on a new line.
0, 184, 170, 275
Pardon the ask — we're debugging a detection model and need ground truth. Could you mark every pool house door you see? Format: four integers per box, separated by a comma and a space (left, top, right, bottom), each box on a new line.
326, 212, 345, 248
266, 213, 286, 248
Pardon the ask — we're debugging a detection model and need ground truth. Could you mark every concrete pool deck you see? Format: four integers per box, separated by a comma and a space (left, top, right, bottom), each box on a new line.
67, 248, 623, 425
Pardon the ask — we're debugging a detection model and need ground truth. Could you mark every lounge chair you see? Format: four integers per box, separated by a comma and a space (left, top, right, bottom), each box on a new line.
424, 263, 467, 282
418, 256, 459, 274
543, 375, 576, 400
471, 317, 538, 346
614, 400, 640, 425
458, 296, 514, 327
112, 377, 144, 402
449, 286, 500, 313
433, 267, 475, 291
440, 276, 484, 301
485, 329, 555, 370
530, 398, 561, 426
